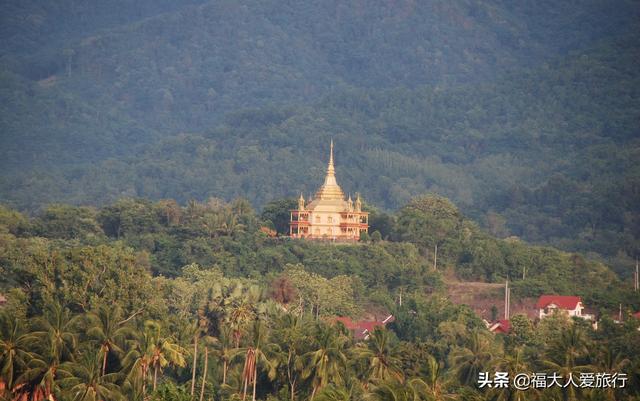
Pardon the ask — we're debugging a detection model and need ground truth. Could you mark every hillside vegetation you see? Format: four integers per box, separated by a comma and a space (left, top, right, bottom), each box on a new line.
1, 2, 639, 280
1, 195, 640, 400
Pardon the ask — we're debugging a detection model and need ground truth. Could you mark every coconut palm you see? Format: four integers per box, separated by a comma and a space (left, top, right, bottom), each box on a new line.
302, 324, 349, 400
353, 327, 403, 384
12, 303, 79, 400
593, 347, 630, 401
198, 335, 218, 401
542, 324, 592, 401
0, 313, 34, 392
238, 321, 280, 401
450, 330, 495, 387
314, 384, 352, 401
145, 321, 187, 391
85, 305, 133, 376
212, 325, 237, 386
188, 317, 201, 398
424, 354, 452, 401
275, 314, 310, 401
12, 351, 61, 401
366, 378, 430, 401
30, 303, 79, 366
121, 331, 151, 399
57, 353, 124, 401
203, 281, 260, 348
227, 284, 261, 348
489, 347, 537, 401
122, 320, 186, 397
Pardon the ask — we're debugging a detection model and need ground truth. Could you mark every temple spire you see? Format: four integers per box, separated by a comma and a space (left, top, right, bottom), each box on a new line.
322, 139, 339, 188
315, 140, 344, 200
327, 139, 335, 175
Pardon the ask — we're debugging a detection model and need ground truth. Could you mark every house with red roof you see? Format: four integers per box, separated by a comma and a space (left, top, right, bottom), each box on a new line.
488, 319, 511, 334
536, 295, 593, 321
332, 315, 394, 340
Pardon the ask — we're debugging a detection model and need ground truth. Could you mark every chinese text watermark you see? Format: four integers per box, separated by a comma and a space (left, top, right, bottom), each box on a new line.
478, 372, 627, 390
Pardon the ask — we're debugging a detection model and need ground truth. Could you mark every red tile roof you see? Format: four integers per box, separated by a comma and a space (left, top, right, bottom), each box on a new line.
536, 295, 582, 310
333, 316, 357, 330
633, 311, 640, 319
489, 319, 511, 334
331, 315, 393, 339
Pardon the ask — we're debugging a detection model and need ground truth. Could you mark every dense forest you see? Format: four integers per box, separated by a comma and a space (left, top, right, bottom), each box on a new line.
1, 196, 639, 400
1, 1, 639, 278
1, 0, 640, 399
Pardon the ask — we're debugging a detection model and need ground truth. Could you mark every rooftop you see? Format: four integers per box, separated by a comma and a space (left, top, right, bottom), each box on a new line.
536, 295, 582, 310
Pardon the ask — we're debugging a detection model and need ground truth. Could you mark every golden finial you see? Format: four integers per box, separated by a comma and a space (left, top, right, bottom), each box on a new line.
314, 140, 345, 200
328, 139, 335, 175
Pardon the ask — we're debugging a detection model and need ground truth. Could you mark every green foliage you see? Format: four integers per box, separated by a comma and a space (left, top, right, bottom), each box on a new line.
261, 198, 297, 235
151, 382, 192, 401
0, 205, 29, 236
2, 1, 640, 391
283, 264, 360, 318
34, 204, 104, 242
1, 10, 639, 282
393, 194, 464, 263
505, 314, 538, 350
0, 178, 639, 400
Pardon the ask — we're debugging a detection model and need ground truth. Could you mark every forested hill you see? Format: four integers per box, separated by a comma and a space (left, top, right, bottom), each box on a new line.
1, 1, 639, 275
1, 0, 638, 167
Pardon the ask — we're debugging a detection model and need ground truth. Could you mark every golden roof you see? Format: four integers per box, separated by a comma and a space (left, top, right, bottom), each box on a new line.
306, 140, 355, 212
313, 140, 345, 201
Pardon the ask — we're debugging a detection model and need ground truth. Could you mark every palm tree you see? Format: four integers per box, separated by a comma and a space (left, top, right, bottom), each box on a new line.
85, 305, 133, 376
542, 324, 592, 401
12, 303, 79, 400
314, 385, 352, 401
353, 327, 403, 384
238, 321, 280, 401
227, 212, 247, 237
57, 353, 124, 401
227, 284, 261, 348
450, 330, 495, 387
302, 324, 348, 400
122, 320, 186, 397
490, 347, 537, 401
276, 314, 310, 401
366, 378, 430, 401
198, 335, 218, 401
121, 330, 151, 400
189, 317, 201, 398
145, 321, 187, 392
203, 281, 260, 348
0, 312, 34, 392
593, 347, 629, 401
212, 325, 236, 386
424, 355, 451, 401
30, 303, 79, 366
12, 352, 61, 401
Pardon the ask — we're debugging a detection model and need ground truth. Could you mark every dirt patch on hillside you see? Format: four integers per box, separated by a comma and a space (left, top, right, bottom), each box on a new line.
445, 280, 537, 321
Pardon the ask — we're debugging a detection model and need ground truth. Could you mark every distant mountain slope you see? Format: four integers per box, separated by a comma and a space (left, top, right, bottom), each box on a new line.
2, 32, 638, 274
1, 1, 639, 275
1, 1, 638, 170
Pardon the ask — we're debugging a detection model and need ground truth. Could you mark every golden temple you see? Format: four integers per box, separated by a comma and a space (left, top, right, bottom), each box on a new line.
289, 141, 369, 240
